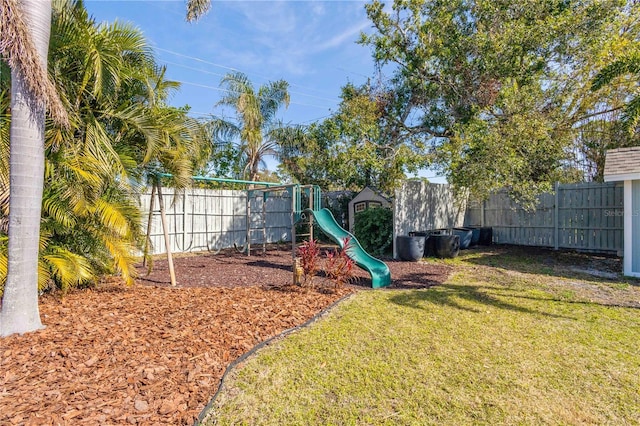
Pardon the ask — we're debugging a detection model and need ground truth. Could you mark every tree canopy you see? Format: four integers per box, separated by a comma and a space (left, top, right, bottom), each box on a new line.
207, 71, 290, 182
0, 0, 208, 293
358, 0, 639, 203
592, 50, 640, 131
277, 82, 428, 193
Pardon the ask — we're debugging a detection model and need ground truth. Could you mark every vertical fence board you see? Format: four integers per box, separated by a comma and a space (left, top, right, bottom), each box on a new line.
393, 181, 466, 245
460, 182, 623, 254
140, 187, 293, 255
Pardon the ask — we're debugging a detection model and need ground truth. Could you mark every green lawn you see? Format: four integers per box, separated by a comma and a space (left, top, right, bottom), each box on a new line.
202, 248, 640, 425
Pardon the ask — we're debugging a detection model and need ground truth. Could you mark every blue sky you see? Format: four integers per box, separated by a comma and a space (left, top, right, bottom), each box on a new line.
85, 0, 443, 181
86, 0, 375, 125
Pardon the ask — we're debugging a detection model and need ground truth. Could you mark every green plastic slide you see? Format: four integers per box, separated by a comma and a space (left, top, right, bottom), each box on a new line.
305, 208, 391, 288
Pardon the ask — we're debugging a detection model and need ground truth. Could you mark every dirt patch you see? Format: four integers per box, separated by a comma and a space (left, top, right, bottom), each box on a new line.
0, 247, 450, 425
464, 245, 640, 308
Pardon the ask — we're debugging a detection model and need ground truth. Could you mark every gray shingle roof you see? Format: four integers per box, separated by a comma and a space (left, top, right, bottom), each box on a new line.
604, 147, 640, 180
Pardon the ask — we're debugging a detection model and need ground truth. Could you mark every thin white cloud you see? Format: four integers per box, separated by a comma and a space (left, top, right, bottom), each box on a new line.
310, 2, 326, 16
157, 2, 373, 80
312, 19, 370, 52
227, 1, 299, 34
240, 3, 367, 75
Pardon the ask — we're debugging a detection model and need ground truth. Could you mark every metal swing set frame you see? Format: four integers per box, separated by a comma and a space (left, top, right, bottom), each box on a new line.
143, 173, 321, 286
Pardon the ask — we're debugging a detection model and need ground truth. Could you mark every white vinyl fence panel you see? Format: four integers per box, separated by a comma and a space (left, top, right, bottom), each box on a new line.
140, 187, 292, 255
394, 181, 467, 257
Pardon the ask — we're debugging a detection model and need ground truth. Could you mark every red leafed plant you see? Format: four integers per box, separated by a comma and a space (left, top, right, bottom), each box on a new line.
325, 237, 356, 289
297, 239, 321, 288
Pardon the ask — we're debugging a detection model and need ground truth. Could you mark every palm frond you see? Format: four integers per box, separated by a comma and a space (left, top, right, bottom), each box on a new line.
622, 94, 640, 131
208, 116, 241, 142
186, 0, 211, 22
43, 246, 96, 292
0, 88, 9, 232
218, 72, 254, 109
42, 189, 77, 229
259, 79, 290, 122
0, 0, 68, 125
143, 65, 181, 105
84, 113, 128, 177
92, 198, 133, 238
95, 229, 138, 286
37, 259, 52, 292
0, 235, 6, 294
592, 52, 640, 91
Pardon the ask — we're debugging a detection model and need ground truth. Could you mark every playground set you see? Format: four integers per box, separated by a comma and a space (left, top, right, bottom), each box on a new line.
145, 174, 392, 288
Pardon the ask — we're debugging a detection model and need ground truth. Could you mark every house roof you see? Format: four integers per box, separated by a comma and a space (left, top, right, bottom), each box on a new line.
604, 147, 640, 182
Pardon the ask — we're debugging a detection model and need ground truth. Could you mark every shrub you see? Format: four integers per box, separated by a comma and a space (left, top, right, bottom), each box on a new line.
297, 239, 321, 288
353, 207, 393, 256
325, 237, 356, 289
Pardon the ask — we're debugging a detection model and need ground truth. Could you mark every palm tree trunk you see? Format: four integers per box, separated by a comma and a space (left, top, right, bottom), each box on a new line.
0, 0, 51, 336
249, 152, 260, 182
249, 166, 259, 182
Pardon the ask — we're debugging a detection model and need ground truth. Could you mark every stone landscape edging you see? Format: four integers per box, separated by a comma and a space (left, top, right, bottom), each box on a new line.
195, 291, 357, 425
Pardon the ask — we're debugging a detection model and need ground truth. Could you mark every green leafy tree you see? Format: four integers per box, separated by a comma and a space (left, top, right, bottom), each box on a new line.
276, 120, 343, 189
277, 83, 427, 193
573, 112, 640, 182
592, 50, 640, 131
209, 71, 290, 182
0, 0, 207, 298
359, 0, 638, 204
434, 81, 582, 205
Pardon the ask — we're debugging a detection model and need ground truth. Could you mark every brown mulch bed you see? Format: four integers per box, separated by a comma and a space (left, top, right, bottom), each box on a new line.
0, 248, 450, 425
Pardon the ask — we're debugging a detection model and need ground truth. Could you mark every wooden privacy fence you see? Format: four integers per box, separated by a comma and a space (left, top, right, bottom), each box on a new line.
140, 187, 293, 255
142, 182, 623, 256
464, 182, 624, 253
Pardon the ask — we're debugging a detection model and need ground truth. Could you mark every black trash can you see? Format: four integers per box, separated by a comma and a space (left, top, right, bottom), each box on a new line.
467, 226, 492, 245
396, 235, 426, 261
430, 234, 460, 258
453, 228, 473, 249
423, 229, 452, 257
469, 227, 481, 246
479, 227, 493, 245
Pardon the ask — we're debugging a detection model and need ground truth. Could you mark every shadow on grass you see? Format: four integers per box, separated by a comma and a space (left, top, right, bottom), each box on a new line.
389, 283, 574, 319
387, 272, 443, 289
506, 292, 640, 310
462, 245, 639, 286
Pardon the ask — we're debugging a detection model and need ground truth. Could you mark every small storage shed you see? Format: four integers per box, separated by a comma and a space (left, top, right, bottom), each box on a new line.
604, 147, 640, 277
348, 186, 391, 232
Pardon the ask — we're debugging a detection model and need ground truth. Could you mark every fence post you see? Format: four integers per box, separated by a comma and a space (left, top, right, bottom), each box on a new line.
246, 191, 251, 256
554, 181, 559, 250
262, 193, 267, 254
183, 190, 187, 253
291, 188, 297, 260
